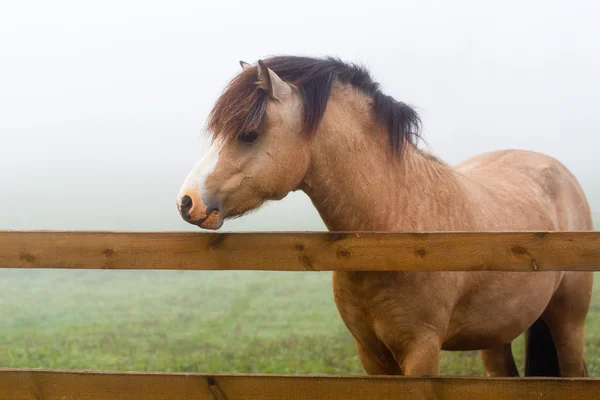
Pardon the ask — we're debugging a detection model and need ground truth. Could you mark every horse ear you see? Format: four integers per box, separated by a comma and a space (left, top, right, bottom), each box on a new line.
257, 59, 291, 100
239, 60, 251, 70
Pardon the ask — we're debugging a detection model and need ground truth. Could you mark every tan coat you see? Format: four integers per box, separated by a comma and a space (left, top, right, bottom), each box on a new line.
177, 56, 593, 377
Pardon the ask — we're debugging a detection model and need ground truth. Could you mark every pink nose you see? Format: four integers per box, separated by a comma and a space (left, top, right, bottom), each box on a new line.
178, 191, 208, 221
178, 190, 223, 229
179, 195, 193, 217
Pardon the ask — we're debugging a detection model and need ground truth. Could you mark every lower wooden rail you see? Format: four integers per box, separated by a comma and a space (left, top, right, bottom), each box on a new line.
1, 369, 598, 400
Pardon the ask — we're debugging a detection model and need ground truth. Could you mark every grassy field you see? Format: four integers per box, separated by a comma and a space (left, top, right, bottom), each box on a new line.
0, 269, 598, 376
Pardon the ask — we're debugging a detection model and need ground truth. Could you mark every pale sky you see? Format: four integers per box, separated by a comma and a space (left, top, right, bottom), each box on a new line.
1, 0, 599, 231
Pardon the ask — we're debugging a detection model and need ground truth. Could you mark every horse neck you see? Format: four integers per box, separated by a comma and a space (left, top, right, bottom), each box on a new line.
300, 90, 475, 232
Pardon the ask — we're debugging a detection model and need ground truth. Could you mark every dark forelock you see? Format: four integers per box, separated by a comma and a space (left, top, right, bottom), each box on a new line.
206, 55, 422, 153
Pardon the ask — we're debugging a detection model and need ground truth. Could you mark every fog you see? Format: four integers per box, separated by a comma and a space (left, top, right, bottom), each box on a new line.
1, 0, 600, 231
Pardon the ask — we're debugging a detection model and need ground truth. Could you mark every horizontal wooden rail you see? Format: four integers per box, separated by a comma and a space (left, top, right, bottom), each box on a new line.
0, 369, 598, 400
1, 230, 600, 271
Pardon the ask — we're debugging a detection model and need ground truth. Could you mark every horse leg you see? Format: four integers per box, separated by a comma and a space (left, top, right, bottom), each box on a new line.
355, 340, 400, 375
480, 343, 519, 377
389, 333, 441, 376
540, 272, 593, 377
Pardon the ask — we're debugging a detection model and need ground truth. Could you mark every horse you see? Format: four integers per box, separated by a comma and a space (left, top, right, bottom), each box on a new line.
176, 55, 593, 377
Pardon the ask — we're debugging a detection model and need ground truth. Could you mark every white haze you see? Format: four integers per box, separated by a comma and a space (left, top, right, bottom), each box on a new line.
1, 0, 599, 232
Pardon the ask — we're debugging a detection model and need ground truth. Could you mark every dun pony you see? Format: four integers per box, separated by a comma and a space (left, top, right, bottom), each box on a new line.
177, 56, 593, 377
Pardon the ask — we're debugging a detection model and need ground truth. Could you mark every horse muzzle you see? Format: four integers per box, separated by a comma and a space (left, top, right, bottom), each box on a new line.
177, 190, 223, 230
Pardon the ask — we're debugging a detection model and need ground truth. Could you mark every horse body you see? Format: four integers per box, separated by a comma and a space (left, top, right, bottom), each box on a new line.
305, 101, 593, 375
176, 56, 593, 377
322, 145, 593, 376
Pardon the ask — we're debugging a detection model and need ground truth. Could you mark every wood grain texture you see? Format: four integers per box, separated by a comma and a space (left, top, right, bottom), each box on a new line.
0, 369, 598, 400
1, 230, 600, 271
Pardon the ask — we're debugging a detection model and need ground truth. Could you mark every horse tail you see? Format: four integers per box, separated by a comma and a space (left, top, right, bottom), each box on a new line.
524, 318, 561, 377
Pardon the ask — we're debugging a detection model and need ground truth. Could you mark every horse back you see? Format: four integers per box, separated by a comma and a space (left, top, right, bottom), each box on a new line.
455, 149, 593, 231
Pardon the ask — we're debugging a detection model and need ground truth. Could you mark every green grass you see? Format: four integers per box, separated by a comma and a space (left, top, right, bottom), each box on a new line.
0, 269, 598, 376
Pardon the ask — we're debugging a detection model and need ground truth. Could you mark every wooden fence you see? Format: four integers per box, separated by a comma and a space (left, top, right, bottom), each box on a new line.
1, 230, 600, 399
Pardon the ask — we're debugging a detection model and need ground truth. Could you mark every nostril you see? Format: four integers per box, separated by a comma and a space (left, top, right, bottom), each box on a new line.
180, 195, 193, 217
181, 195, 192, 207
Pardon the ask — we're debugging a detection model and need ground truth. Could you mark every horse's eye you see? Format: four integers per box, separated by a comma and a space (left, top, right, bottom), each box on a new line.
238, 131, 259, 144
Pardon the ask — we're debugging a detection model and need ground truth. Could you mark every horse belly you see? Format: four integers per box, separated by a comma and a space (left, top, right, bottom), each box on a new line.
443, 271, 563, 351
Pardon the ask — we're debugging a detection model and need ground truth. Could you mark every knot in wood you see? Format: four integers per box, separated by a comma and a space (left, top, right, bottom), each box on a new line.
511, 245, 528, 255
337, 247, 351, 258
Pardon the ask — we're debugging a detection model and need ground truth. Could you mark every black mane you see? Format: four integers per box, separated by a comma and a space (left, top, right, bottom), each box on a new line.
207, 55, 422, 154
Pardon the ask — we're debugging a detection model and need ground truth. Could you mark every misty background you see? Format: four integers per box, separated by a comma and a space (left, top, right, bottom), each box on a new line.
1, 0, 599, 232
2, 0, 600, 377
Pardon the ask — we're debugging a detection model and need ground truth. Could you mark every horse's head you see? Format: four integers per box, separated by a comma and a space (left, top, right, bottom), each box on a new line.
176, 60, 310, 229
177, 56, 421, 229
